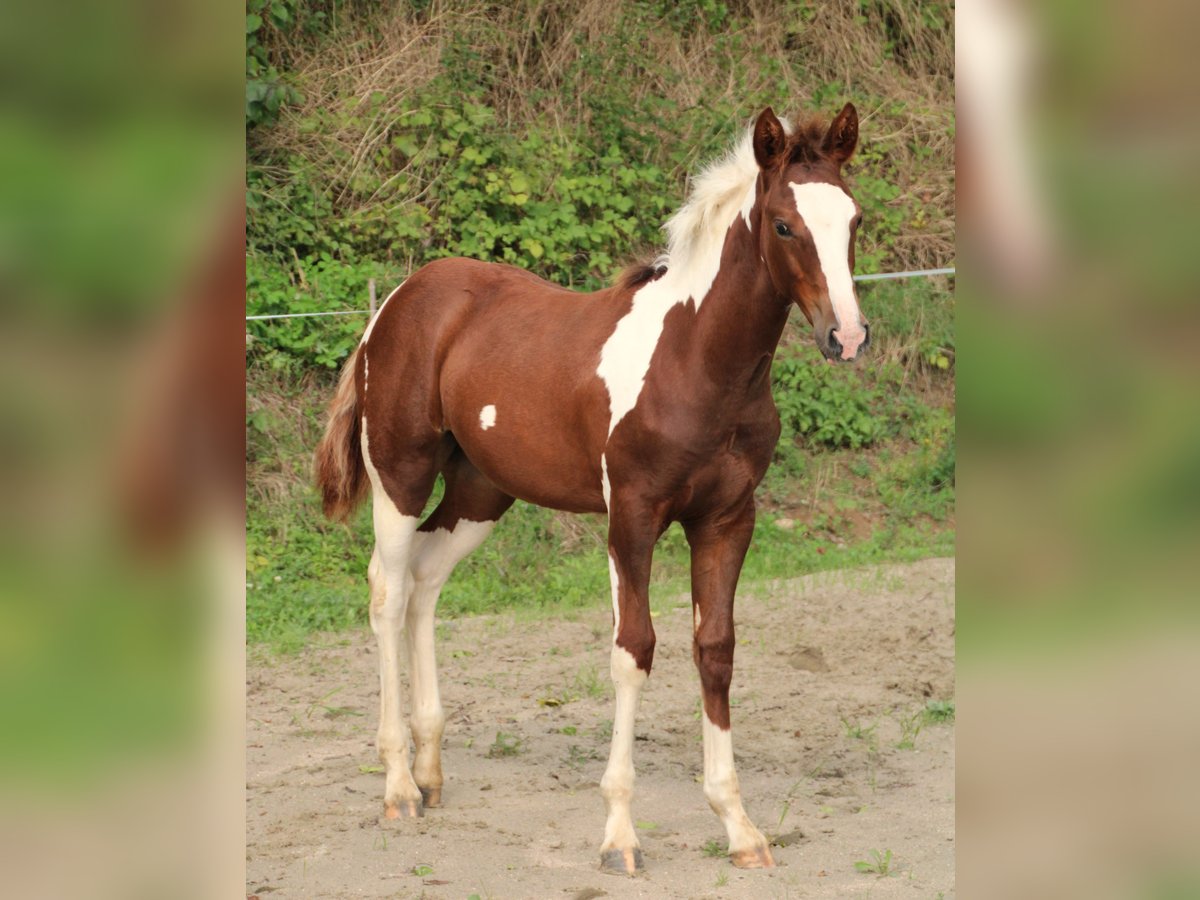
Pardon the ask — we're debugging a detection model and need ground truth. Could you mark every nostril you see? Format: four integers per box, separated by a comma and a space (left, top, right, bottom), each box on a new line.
861, 323, 870, 349
827, 328, 842, 356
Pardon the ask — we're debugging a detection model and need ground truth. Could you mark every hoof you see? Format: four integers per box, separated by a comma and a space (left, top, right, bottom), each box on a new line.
383, 798, 424, 819
419, 786, 442, 808
599, 847, 644, 876
730, 844, 775, 869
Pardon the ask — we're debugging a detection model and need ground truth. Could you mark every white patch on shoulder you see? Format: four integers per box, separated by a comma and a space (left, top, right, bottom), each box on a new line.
361, 279, 405, 346
789, 182, 860, 331
479, 404, 497, 431
363, 350, 369, 393
596, 241, 729, 437
596, 276, 685, 439
597, 124, 769, 441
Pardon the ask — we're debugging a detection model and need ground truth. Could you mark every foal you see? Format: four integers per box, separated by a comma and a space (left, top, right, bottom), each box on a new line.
315, 104, 868, 875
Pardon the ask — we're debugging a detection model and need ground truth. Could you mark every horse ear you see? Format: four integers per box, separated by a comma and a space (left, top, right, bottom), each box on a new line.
823, 102, 859, 164
753, 107, 787, 169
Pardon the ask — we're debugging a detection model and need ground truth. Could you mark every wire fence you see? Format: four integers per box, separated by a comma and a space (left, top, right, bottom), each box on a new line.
245, 266, 955, 322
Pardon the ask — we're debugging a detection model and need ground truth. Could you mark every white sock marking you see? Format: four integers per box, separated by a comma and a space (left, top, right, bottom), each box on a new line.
601, 642, 647, 854
479, 404, 496, 430
702, 711, 767, 854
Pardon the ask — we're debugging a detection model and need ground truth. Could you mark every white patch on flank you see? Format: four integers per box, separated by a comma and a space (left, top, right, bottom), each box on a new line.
479, 404, 497, 430
597, 125, 767, 439
361, 280, 405, 346
789, 182, 862, 334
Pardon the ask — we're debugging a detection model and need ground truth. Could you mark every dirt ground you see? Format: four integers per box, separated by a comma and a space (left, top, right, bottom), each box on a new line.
247, 557, 954, 899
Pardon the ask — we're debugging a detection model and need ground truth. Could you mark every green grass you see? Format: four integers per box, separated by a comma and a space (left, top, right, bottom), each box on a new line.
486, 731, 522, 758
895, 709, 924, 750
924, 698, 956, 724
854, 848, 895, 877
841, 717, 880, 747
247, 492, 951, 651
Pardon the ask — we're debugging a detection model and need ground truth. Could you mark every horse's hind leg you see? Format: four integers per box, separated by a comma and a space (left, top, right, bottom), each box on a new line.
362, 420, 443, 819
406, 448, 514, 808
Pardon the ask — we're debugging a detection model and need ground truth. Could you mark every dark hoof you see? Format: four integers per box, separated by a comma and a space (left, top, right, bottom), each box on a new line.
730, 844, 775, 869
419, 786, 442, 808
599, 847, 644, 876
383, 798, 424, 819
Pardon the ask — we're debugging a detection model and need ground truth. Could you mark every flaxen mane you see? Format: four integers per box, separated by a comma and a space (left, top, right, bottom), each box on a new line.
617, 113, 835, 289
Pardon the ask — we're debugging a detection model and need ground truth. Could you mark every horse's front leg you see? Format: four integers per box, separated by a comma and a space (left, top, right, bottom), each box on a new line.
684, 497, 775, 868
598, 497, 662, 876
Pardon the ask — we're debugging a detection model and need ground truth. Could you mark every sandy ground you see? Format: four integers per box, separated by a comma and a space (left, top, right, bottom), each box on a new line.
247, 558, 954, 899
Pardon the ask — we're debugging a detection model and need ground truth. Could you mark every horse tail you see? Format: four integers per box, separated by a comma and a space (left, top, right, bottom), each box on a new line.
314, 345, 368, 522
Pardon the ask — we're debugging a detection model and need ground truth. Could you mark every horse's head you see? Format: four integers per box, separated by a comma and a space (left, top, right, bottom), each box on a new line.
751, 104, 869, 362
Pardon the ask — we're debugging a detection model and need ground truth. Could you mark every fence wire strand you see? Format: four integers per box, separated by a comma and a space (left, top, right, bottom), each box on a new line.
246, 266, 954, 321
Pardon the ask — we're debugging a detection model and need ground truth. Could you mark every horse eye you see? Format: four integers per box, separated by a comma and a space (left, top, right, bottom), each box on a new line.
774, 221, 791, 238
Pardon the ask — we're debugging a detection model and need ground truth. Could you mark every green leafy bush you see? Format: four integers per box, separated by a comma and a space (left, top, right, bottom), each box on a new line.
245, 0, 954, 371
246, 254, 400, 372
772, 352, 885, 450
246, 0, 304, 127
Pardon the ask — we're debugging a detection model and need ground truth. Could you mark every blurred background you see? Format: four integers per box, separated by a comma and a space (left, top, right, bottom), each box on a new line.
0, 1, 244, 897
957, 0, 1200, 896
0, 0, 1196, 896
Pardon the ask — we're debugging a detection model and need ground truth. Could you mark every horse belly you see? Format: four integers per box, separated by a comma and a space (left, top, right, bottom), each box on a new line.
447, 399, 606, 514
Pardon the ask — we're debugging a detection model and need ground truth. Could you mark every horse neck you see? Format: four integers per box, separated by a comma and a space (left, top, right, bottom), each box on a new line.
690, 218, 790, 391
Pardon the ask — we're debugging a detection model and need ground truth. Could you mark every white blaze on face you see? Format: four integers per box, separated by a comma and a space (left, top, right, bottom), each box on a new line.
479, 404, 496, 430
789, 182, 866, 359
